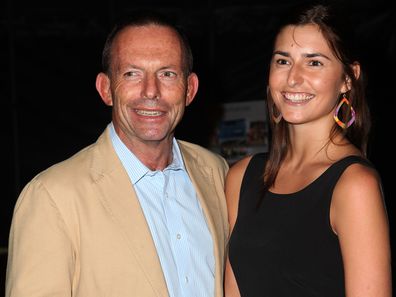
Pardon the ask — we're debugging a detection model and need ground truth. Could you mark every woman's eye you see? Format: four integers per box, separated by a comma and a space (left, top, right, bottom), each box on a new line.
276, 59, 289, 65
308, 60, 323, 66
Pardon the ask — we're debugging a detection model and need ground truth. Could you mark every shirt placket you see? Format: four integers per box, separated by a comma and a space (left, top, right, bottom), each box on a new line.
163, 169, 192, 296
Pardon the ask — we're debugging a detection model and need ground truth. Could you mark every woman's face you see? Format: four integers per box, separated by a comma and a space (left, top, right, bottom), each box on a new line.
269, 24, 349, 127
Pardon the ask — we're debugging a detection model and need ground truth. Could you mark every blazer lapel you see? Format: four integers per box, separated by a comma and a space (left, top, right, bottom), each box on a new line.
178, 141, 226, 296
92, 129, 169, 297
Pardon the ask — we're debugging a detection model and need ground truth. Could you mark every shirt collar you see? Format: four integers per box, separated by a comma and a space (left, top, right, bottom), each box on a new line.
108, 122, 185, 184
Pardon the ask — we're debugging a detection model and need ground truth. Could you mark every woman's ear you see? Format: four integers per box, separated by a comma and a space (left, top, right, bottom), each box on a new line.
341, 62, 361, 93
96, 72, 113, 106
351, 61, 361, 81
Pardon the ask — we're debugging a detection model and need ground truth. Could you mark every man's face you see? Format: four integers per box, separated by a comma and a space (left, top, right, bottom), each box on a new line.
97, 24, 198, 149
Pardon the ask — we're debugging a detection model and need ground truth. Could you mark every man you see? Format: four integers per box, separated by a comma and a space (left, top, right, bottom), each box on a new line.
6, 12, 229, 297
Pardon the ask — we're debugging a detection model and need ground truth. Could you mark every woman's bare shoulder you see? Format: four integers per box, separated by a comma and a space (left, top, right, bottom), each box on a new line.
225, 155, 254, 229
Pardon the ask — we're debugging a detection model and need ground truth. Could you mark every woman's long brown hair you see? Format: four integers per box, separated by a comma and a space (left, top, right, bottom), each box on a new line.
263, 4, 371, 194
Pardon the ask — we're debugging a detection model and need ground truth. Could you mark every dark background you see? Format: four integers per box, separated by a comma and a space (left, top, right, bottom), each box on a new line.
2, 0, 395, 293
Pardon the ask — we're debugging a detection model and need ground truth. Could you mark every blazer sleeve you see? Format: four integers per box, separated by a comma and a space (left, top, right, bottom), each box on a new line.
6, 178, 75, 297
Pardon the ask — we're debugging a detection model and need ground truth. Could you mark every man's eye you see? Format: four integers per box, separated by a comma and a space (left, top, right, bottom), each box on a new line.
124, 71, 138, 77
162, 71, 176, 78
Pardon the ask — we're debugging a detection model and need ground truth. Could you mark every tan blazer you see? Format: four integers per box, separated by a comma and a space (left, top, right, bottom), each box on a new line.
6, 127, 229, 297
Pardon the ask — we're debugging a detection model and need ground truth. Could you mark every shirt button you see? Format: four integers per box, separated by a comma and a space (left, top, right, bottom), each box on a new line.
176, 234, 181, 239
185, 276, 189, 283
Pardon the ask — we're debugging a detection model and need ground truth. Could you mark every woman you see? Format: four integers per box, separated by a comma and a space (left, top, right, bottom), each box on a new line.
224, 4, 391, 297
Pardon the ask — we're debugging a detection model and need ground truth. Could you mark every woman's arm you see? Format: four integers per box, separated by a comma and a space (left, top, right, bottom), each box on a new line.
331, 163, 392, 297
224, 156, 252, 297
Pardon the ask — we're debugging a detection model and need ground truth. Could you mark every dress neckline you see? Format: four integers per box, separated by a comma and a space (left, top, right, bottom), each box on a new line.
267, 155, 365, 197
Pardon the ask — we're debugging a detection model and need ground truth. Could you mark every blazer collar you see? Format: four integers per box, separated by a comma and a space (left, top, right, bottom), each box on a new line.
91, 127, 169, 297
90, 129, 223, 297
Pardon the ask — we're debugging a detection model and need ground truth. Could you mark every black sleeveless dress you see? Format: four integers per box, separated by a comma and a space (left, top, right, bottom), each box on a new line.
228, 153, 374, 297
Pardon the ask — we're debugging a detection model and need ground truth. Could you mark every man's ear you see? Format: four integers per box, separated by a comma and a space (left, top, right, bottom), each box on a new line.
96, 72, 113, 106
185, 72, 199, 106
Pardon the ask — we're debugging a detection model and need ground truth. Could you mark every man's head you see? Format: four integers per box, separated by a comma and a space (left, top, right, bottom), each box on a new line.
95, 12, 199, 150
101, 12, 194, 78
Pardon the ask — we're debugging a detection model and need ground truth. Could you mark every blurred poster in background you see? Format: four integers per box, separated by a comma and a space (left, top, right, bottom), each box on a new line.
210, 100, 269, 165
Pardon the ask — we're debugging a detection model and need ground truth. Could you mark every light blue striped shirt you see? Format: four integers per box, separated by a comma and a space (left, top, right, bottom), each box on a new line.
109, 123, 215, 297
